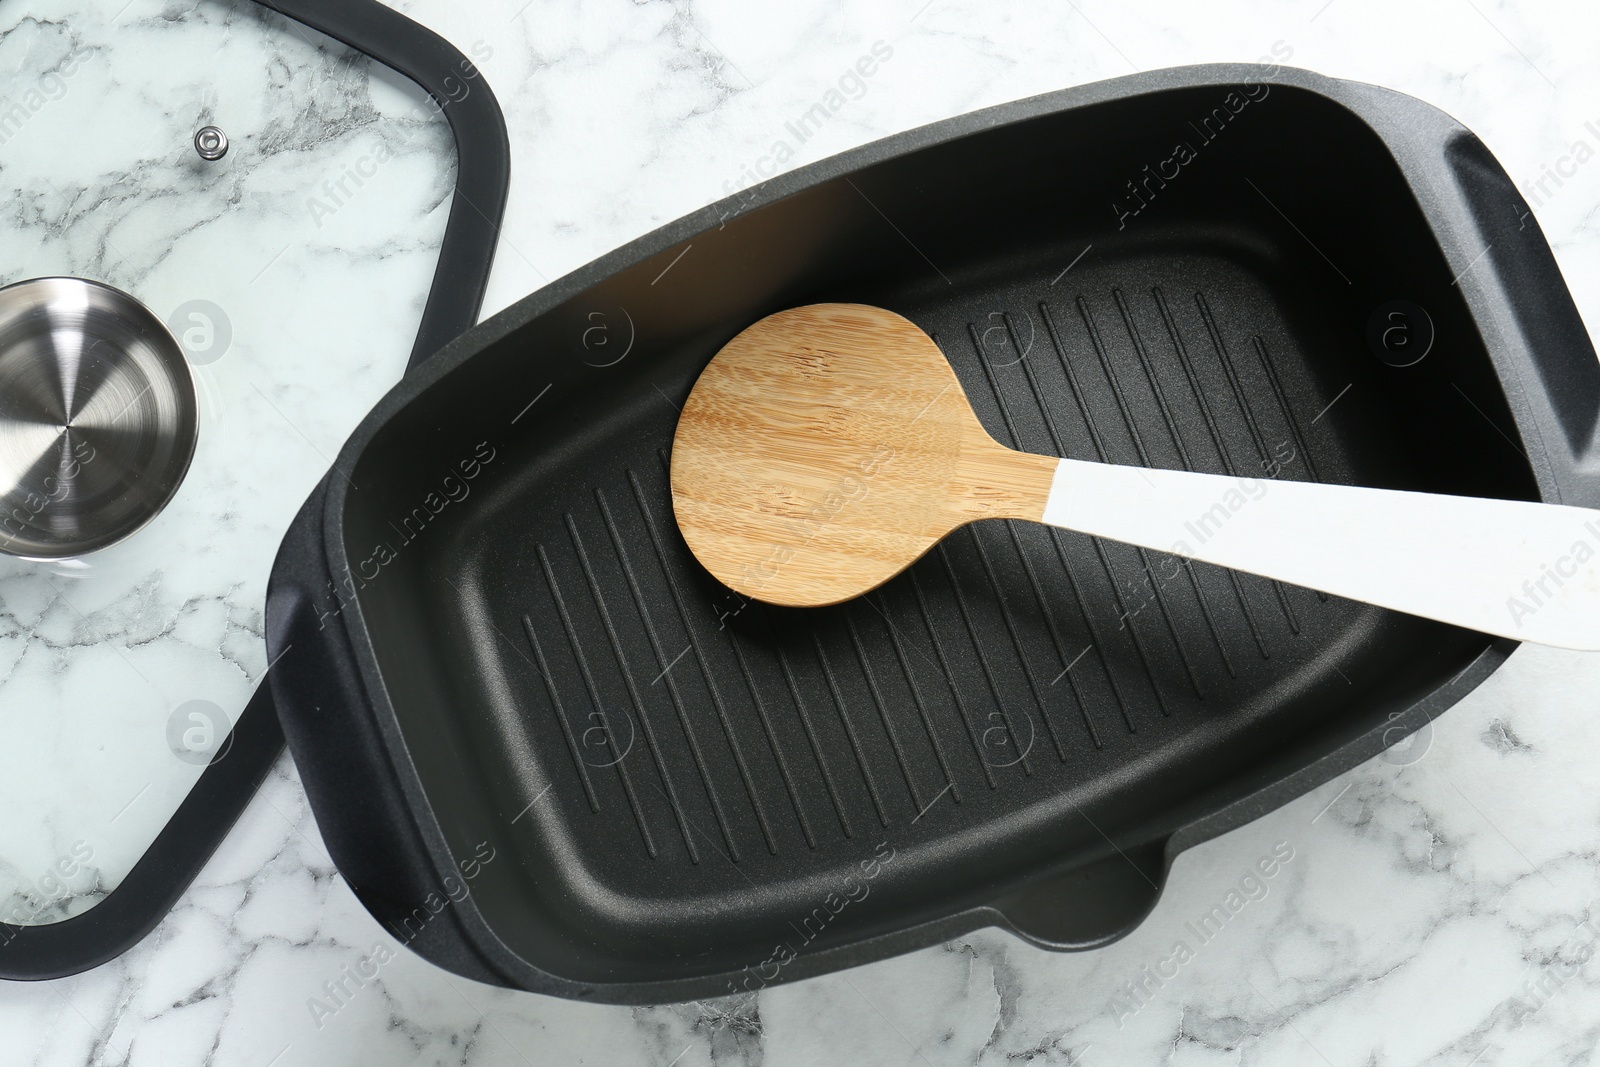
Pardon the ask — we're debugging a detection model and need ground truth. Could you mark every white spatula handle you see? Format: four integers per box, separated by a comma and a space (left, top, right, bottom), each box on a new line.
1042, 458, 1600, 650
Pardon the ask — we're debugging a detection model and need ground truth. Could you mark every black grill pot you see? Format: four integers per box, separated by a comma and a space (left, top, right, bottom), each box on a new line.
266, 64, 1600, 1003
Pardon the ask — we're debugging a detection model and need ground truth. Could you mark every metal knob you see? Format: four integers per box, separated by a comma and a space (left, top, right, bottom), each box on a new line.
194, 125, 228, 161
0, 277, 199, 558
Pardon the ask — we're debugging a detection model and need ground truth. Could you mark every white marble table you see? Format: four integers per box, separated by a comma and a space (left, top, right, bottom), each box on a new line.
8, 0, 1600, 1063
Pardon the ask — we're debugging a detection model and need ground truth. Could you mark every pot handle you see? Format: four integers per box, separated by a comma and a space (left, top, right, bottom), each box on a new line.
989, 840, 1166, 950
1443, 131, 1600, 485
266, 480, 508, 985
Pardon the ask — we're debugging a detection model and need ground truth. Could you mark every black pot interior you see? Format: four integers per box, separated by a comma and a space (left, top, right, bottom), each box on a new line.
343, 82, 1534, 990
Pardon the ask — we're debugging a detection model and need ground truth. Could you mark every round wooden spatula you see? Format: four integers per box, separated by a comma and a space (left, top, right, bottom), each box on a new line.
670, 303, 1600, 650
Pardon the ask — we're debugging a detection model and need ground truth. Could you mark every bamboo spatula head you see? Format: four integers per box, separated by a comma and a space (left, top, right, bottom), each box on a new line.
670, 303, 1058, 607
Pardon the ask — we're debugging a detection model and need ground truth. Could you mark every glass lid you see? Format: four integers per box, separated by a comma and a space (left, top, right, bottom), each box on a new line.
0, 0, 456, 924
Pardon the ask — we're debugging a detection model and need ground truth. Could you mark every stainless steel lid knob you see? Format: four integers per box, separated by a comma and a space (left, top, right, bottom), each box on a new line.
0, 277, 199, 558
194, 124, 228, 161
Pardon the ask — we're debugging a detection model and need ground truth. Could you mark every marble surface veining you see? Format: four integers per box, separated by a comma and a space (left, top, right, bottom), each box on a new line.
6, 0, 1600, 1063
